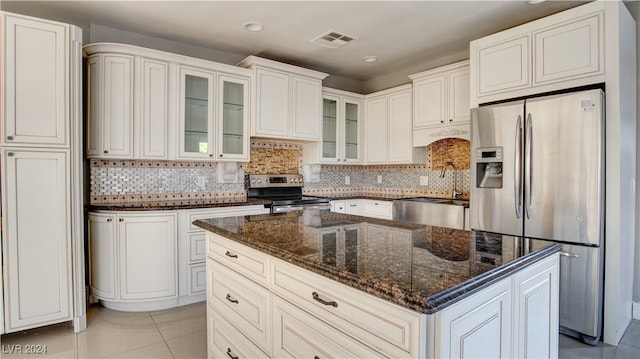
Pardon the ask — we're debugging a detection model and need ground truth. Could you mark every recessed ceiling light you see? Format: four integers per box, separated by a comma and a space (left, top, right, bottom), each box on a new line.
527, 0, 546, 4
243, 22, 263, 32
361, 56, 377, 63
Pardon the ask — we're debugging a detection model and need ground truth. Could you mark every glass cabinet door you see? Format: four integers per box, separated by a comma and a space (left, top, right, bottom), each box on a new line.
343, 100, 360, 162
179, 68, 214, 158
217, 75, 249, 161
321, 96, 338, 161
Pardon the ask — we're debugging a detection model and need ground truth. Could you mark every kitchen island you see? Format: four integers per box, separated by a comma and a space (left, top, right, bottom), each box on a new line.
195, 209, 560, 358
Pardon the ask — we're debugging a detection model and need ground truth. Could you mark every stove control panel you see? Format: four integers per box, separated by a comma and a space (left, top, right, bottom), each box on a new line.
247, 174, 304, 188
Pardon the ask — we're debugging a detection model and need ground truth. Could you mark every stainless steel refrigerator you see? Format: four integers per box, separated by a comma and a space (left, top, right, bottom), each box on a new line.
470, 89, 604, 345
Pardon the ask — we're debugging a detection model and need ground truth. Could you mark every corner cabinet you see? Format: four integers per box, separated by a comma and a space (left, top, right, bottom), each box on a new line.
238, 56, 328, 141
84, 43, 251, 161
470, 2, 604, 105
88, 211, 178, 311
1, 11, 85, 334
364, 85, 426, 164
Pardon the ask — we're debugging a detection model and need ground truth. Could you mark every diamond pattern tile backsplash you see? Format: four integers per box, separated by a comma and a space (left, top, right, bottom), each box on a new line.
90, 138, 470, 204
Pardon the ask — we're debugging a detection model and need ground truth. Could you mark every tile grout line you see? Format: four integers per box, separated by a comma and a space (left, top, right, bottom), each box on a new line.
148, 310, 177, 359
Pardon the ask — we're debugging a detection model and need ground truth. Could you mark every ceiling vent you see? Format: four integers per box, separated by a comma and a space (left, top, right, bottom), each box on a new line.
311, 30, 357, 49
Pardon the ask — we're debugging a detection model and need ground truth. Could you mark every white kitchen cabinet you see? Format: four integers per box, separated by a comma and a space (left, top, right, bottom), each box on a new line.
1, 11, 85, 334
1, 14, 68, 147
410, 61, 470, 129
513, 254, 559, 358
471, 3, 604, 105
86, 54, 134, 158
208, 309, 269, 359
304, 88, 364, 164
138, 57, 169, 159
365, 84, 426, 164
88, 211, 178, 311
178, 66, 215, 159
1, 149, 72, 331
84, 43, 251, 161
271, 295, 384, 359
238, 56, 328, 141
178, 67, 251, 161
177, 205, 266, 305
435, 278, 513, 358
88, 213, 117, 300
360, 199, 393, 220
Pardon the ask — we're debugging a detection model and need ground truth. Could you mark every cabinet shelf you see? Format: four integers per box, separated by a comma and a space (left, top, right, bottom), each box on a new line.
223, 103, 244, 111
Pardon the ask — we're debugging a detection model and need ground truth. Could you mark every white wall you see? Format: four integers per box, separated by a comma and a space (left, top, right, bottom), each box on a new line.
626, 0, 640, 316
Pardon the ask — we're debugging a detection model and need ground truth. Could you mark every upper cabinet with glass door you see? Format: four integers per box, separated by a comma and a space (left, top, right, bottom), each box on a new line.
179, 67, 214, 159
305, 88, 364, 164
178, 68, 250, 162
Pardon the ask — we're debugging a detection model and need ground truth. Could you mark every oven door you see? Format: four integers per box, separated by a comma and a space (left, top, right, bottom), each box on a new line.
271, 203, 332, 213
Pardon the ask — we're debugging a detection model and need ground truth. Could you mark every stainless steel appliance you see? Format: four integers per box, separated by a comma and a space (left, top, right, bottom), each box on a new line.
247, 174, 331, 213
392, 197, 468, 230
470, 89, 604, 345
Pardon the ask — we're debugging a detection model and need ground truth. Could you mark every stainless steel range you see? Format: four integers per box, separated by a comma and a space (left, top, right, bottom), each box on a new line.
247, 174, 331, 213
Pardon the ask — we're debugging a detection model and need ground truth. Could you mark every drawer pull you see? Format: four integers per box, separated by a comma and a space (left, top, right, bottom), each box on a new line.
225, 294, 239, 304
312, 291, 338, 307
314, 356, 320, 359
226, 348, 239, 359
225, 251, 238, 258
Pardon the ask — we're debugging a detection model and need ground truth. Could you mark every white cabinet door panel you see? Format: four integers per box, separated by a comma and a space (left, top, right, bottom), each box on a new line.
413, 74, 446, 128
254, 68, 289, 137
86, 56, 103, 157
103, 54, 134, 157
139, 58, 168, 159
88, 213, 117, 300
3, 15, 67, 146
364, 97, 387, 164
291, 75, 322, 140
119, 214, 176, 300
534, 14, 603, 85
387, 90, 412, 163
478, 35, 530, 95
2, 149, 72, 331
449, 68, 471, 123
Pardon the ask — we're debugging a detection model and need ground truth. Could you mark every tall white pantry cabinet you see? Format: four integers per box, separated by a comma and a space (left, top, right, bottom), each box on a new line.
0, 12, 86, 333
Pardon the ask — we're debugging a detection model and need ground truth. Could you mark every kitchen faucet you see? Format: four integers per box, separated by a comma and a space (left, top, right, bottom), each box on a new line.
440, 161, 462, 199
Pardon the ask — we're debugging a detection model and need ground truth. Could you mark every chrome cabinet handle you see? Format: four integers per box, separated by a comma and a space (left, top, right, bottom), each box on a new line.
119, 218, 124, 222
225, 251, 238, 258
226, 348, 239, 359
312, 291, 338, 307
107, 218, 112, 222
103, 150, 109, 154
225, 294, 239, 304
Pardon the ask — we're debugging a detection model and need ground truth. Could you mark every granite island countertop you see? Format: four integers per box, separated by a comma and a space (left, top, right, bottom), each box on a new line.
195, 209, 560, 314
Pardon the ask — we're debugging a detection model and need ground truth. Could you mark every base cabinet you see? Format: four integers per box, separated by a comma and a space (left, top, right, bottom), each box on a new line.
88, 211, 178, 311
205, 231, 559, 359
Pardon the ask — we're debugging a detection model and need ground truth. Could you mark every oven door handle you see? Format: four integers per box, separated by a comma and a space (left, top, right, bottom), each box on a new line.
271, 203, 332, 213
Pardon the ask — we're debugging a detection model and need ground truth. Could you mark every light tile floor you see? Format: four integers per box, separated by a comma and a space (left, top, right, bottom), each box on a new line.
1, 302, 638, 358
0, 302, 207, 359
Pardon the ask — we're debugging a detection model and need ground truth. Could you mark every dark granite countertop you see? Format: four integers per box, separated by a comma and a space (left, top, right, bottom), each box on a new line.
194, 209, 560, 315
88, 198, 270, 211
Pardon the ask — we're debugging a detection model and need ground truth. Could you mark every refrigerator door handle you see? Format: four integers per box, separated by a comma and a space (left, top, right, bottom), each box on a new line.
515, 115, 523, 219
560, 250, 580, 258
525, 113, 533, 219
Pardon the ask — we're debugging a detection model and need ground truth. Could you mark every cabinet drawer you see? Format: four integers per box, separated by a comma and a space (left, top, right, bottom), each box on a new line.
188, 232, 206, 263
208, 260, 271, 353
207, 307, 269, 359
271, 258, 424, 358
207, 232, 270, 286
189, 264, 206, 295
272, 295, 385, 359
362, 200, 393, 219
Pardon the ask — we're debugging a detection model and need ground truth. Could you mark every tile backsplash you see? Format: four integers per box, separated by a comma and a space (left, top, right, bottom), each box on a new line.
89, 138, 471, 204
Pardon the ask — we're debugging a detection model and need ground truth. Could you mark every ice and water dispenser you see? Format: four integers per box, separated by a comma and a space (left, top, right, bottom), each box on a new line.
475, 147, 503, 188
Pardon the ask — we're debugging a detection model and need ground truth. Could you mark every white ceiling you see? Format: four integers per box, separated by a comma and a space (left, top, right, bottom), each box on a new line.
2, 1, 588, 83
